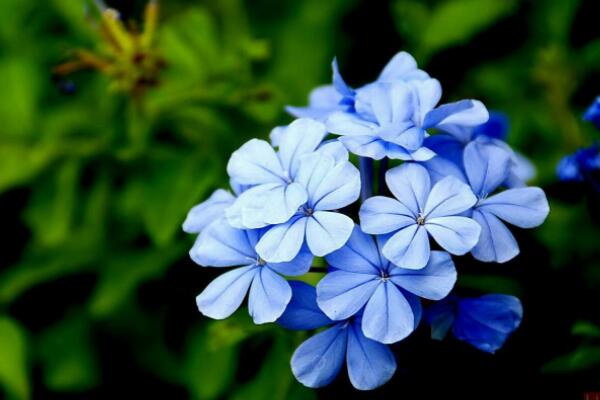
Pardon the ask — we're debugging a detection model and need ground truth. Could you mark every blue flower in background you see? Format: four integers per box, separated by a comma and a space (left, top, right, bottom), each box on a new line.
316, 226, 456, 344
254, 149, 361, 262
286, 52, 429, 121
426, 294, 523, 353
557, 144, 600, 186
190, 222, 312, 324
360, 163, 480, 269
583, 96, 600, 130
327, 77, 488, 160
463, 141, 549, 263
278, 281, 397, 390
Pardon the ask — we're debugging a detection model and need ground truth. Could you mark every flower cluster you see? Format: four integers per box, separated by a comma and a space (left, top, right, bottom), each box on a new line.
184, 51, 550, 390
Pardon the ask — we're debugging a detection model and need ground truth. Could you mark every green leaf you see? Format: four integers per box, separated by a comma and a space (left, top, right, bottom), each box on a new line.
572, 321, 600, 338
542, 346, 600, 373
0, 58, 41, 137
37, 315, 99, 392
411, 0, 517, 61
457, 274, 522, 296
0, 317, 29, 400
229, 334, 315, 400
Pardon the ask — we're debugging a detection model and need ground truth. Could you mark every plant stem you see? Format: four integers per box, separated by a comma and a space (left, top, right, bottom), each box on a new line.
359, 157, 373, 202
378, 158, 388, 195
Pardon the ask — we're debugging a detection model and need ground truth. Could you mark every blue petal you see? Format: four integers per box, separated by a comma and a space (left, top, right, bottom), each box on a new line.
226, 139, 285, 185
346, 322, 397, 390
277, 281, 332, 330
423, 134, 465, 165
260, 182, 308, 226
418, 156, 466, 185
423, 175, 477, 219
269, 125, 286, 147
256, 217, 308, 263
377, 51, 428, 82
332, 58, 355, 99
225, 184, 281, 229
404, 291, 423, 329
382, 224, 430, 270
325, 225, 383, 274
183, 189, 235, 234
306, 211, 355, 257
310, 160, 360, 211
389, 250, 456, 300
385, 163, 431, 214
478, 187, 550, 228
327, 112, 378, 136
425, 216, 481, 255
248, 267, 292, 324
189, 222, 256, 267
277, 118, 327, 178
424, 99, 489, 134
355, 82, 414, 128
359, 196, 415, 235
286, 85, 343, 121
196, 265, 258, 319
410, 79, 442, 126
317, 271, 379, 320
338, 135, 387, 160
454, 294, 523, 353
425, 298, 457, 340
291, 323, 348, 388
463, 141, 512, 196
316, 140, 350, 164
471, 209, 519, 263
267, 248, 313, 276
361, 282, 415, 344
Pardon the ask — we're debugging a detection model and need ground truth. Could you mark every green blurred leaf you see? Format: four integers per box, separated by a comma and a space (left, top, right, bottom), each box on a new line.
38, 315, 99, 391
229, 334, 315, 400
542, 346, 600, 373
0, 317, 29, 400
0, 58, 41, 137
457, 274, 522, 296
572, 321, 600, 338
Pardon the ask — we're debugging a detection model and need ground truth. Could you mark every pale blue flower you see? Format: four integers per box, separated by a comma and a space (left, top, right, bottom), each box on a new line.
191, 222, 312, 324
182, 189, 235, 234
316, 226, 456, 344
464, 141, 549, 263
360, 163, 480, 269
426, 294, 523, 353
255, 149, 360, 262
278, 281, 397, 390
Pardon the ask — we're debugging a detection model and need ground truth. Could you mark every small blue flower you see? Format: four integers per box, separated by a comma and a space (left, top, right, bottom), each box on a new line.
286, 52, 429, 121
426, 294, 523, 353
583, 96, 600, 129
327, 77, 488, 160
316, 226, 456, 344
254, 149, 361, 262
463, 141, 550, 263
278, 281, 397, 390
556, 144, 600, 185
190, 222, 312, 324
360, 163, 480, 269
225, 118, 328, 229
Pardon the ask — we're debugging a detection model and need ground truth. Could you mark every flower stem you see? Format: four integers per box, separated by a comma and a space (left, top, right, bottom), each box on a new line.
378, 158, 388, 195
359, 157, 373, 202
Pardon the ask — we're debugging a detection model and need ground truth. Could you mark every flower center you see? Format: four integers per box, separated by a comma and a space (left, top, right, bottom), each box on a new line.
304, 207, 314, 217
416, 213, 426, 225
380, 271, 390, 282
256, 257, 267, 266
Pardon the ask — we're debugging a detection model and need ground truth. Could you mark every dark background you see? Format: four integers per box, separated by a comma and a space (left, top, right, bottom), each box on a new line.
0, 0, 599, 399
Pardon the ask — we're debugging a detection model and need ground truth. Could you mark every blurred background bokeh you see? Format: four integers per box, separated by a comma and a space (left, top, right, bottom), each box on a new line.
1, 0, 599, 398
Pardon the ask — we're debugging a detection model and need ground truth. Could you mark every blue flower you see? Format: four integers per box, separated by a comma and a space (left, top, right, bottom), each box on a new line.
286, 52, 429, 121
583, 96, 600, 130
426, 294, 523, 353
225, 118, 330, 229
278, 281, 397, 390
360, 163, 480, 269
254, 148, 361, 262
316, 226, 456, 344
327, 76, 488, 160
473, 111, 509, 141
190, 222, 312, 324
556, 144, 600, 185
463, 141, 550, 263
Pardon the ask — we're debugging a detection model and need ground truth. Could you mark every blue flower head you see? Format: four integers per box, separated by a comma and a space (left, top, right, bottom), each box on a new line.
426, 294, 523, 353
190, 222, 313, 324
583, 96, 600, 130
462, 141, 549, 263
360, 163, 481, 269
556, 143, 600, 186
278, 281, 397, 390
316, 225, 456, 344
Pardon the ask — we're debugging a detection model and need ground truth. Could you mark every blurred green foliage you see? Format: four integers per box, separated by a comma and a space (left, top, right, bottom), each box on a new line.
0, 0, 599, 398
